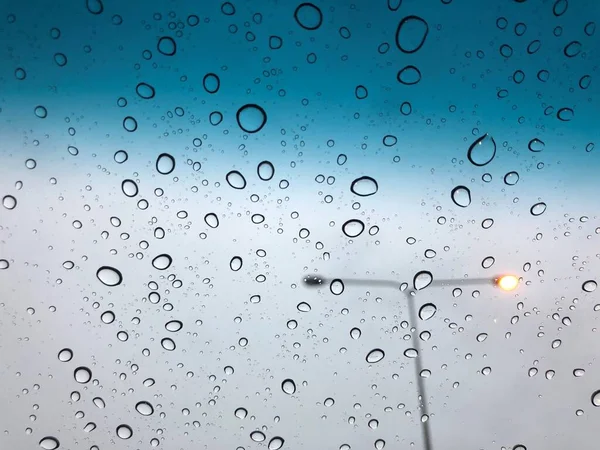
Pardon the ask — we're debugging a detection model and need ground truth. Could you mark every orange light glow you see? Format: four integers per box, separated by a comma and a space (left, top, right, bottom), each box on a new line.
497, 275, 519, 291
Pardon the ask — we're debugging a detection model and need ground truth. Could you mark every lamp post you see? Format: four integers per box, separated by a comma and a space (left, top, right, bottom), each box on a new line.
303, 273, 519, 450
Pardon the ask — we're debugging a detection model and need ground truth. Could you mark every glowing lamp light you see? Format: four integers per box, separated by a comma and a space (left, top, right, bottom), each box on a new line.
496, 275, 519, 291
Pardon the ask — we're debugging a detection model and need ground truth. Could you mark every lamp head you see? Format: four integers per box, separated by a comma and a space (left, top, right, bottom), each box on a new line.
496, 274, 519, 291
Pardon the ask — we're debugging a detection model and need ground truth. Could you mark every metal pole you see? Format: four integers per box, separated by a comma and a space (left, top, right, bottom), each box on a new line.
303, 274, 516, 450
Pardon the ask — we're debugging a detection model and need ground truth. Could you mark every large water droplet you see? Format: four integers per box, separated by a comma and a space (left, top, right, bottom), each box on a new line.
58, 348, 73, 362
92, 397, 105, 409
591, 390, 600, 406
161, 337, 176, 351
350, 327, 361, 339
330, 279, 345, 295
3, 195, 17, 210
293, 2, 323, 30
152, 254, 172, 270
121, 179, 138, 197
234, 407, 248, 419
226, 170, 247, 189
504, 171, 519, 185
157, 36, 176, 56
342, 219, 365, 238
116, 424, 133, 439
101, 310, 115, 324
451, 185, 471, 207
528, 138, 545, 152
96, 266, 123, 286
165, 320, 183, 332
39, 437, 60, 450
366, 348, 385, 363
257, 160, 275, 181
204, 213, 219, 228
467, 134, 496, 166
282, 378, 296, 394
250, 431, 266, 442
476, 333, 488, 342
530, 202, 547, 216
395, 15, 429, 53
583, 280, 597, 292
419, 303, 437, 321
135, 401, 154, 416
236, 104, 267, 133
230, 256, 243, 271
413, 271, 433, 290
268, 437, 285, 450
203, 73, 220, 94
156, 153, 175, 175
74, 367, 92, 384
375, 439, 386, 450
404, 348, 418, 358
396, 65, 422, 85
350, 176, 378, 196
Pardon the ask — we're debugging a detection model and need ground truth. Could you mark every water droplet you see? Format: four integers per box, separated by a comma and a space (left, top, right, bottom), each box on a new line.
96, 266, 123, 287
404, 348, 418, 358
337, 154, 347, 165
395, 15, 429, 53
152, 254, 172, 270
143, 378, 155, 387
121, 179, 138, 197
294, 2, 323, 30
552, 339, 562, 349
564, 40, 582, 57
3, 195, 17, 210
297, 302, 311, 312
226, 170, 247, 189
557, 107, 574, 122
156, 153, 175, 175
74, 367, 92, 384
92, 397, 105, 408
451, 185, 471, 207
545, 370, 555, 380
530, 202, 547, 216
268, 437, 285, 450
350, 327, 361, 339
230, 256, 243, 271
236, 104, 267, 133
34, 105, 48, 118
85, 0, 103, 14
0, 259, 9, 269
165, 320, 183, 332
250, 431, 266, 442
157, 36, 176, 56
582, 280, 597, 292
592, 390, 600, 406
504, 171, 519, 185
476, 333, 488, 342
135, 82, 155, 99
234, 407, 248, 419
58, 348, 73, 362
350, 176, 378, 196
574, 368, 585, 377
396, 65, 422, 85
282, 378, 296, 394
204, 213, 219, 228
482, 256, 495, 269
135, 401, 154, 416
467, 134, 496, 166
39, 437, 60, 450
257, 161, 275, 181
114, 150, 128, 163
70, 391, 80, 402
375, 439, 386, 450
413, 271, 433, 290
122, 116, 138, 132
161, 337, 176, 351
482, 218, 494, 229
83, 422, 96, 432
366, 348, 385, 363
419, 303, 437, 321
342, 219, 365, 238
528, 138, 545, 152
116, 424, 133, 439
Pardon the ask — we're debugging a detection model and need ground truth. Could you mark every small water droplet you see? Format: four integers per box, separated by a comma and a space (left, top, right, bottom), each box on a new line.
165, 320, 183, 332
467, 134, 496, 166
350, 327, 361, 339
330, 279, 345, 295
476, 333, 488, 342
152, 254, 172, 270
225, 170, 247, 189
268, 436, 285, 450
250, 431, 266, 442
528, 138, 545, 152
161, 337, 176, 351
156, 153, 175, 175
230, 256, 243, 271
350, 176, 378, 197
235, 407, 248, 419
74, 367, 92, 384
257, 161, 275, 181
342, 219, 365, 238
530, 202, 547, 216
404, 348, 418, 358
413, 271, 433, 290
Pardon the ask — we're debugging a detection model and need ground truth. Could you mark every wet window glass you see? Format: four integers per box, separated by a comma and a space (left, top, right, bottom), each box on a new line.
0, 1, 598, 449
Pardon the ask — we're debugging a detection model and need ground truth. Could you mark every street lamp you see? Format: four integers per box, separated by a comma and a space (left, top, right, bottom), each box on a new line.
303, 272, 519, 450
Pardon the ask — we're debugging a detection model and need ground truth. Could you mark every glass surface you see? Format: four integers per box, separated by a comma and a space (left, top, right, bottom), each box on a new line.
0, 0, 598, 449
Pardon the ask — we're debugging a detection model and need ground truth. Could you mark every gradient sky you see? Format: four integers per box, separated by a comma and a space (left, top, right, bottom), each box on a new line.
1, 0, 599, 450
